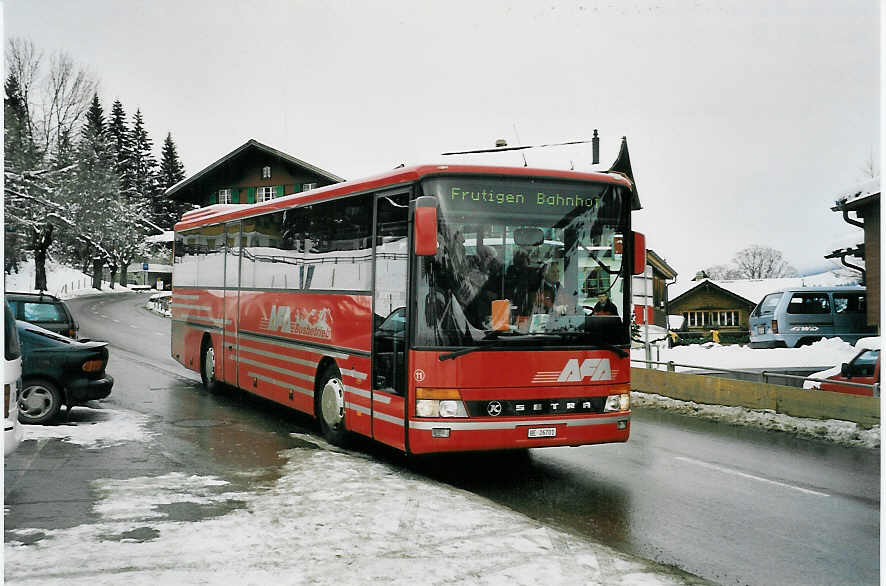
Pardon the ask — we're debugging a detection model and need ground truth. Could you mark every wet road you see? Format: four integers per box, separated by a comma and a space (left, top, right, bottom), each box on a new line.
6, 292, 880, 585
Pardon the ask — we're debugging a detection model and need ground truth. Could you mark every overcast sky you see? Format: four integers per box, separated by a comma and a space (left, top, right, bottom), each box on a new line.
4, 0, 880, 280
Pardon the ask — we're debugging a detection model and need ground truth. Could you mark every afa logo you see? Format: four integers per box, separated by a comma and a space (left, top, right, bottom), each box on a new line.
556, 358, 612, 382
263, 305, 333, 339
267, 305, 292, 332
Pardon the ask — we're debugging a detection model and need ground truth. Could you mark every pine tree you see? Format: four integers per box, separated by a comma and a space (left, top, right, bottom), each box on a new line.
159, 132, 185, 188
108, 99, 133, 185
156, 132, 188, 229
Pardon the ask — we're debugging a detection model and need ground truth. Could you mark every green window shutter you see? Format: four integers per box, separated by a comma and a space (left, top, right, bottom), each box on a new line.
247, 187, 256, 203
276, 185, 284, 198
209, 191, 217, 204
232, 188, 240, 203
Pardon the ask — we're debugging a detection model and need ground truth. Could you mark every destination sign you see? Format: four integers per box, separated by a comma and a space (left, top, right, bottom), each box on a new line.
423, 177, 614, 216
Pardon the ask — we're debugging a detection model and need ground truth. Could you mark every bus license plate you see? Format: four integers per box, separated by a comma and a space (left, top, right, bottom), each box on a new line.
528, 427, 556, 438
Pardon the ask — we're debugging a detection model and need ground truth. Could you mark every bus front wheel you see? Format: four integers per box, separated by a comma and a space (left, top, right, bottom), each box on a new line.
317, 366, 349, 446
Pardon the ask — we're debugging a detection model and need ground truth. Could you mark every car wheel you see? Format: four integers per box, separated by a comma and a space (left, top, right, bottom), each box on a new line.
19, 378, 63, 425
316, 366, 349, 446
200, 339, 223, 393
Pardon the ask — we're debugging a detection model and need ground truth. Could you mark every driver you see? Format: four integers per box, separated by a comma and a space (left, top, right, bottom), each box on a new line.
591, 292, 618, 316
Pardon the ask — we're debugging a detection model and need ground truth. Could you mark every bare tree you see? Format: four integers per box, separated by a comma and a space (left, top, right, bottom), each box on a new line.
702, 264, 744, 280
860, 147, 880, 179
732, 245, 798, 279
6, 37, 97, 156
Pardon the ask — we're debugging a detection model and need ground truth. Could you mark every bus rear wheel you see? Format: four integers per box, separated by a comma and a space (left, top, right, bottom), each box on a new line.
317, 366, 348, 446
200, 338, 223, 393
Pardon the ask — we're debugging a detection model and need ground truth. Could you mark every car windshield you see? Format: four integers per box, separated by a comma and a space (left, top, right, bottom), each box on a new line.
414, 176, 629, 348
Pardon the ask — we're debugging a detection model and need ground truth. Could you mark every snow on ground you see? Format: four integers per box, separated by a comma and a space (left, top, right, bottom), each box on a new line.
17, 406, 153, 448
631, 336, 862, 372
4, 259, 135, 299
5, 422, 701, 586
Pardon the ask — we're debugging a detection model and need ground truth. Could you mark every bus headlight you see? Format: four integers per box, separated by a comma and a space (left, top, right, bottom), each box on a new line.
415, 388, 468, 418
604, 393, 630, 412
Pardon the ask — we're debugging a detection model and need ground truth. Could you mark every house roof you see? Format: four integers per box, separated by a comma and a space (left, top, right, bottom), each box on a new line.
669, 280, 760, 309
164, 139, 344, 200
669, 269, 863, 309
831, 176, 880, 212
646, 249, 677, 280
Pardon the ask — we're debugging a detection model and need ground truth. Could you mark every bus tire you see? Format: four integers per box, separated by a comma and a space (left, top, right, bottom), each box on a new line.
200, 337, 223, 393
316, 365, 349, 446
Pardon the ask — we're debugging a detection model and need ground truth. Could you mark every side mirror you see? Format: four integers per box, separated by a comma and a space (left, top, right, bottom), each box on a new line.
632, 231, 646, 275
414, 196, 438, 256
840, 363, 852, 378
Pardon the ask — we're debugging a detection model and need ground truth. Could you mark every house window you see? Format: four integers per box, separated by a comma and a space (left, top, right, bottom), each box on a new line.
303, 182, 317, 191
262, 166, 271, 179
256, 186, 276, 203
683, 310, 740, 328
217, 189, 231, 204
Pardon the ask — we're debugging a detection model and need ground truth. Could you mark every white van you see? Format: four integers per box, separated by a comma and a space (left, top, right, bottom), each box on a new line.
748, 286, 872, 348
5, 300, 22, 455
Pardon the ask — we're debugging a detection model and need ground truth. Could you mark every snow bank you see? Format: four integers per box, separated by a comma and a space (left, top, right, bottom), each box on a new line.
632, 336, 862, 372
4, 260, 135, 300
633, 392, 879, 449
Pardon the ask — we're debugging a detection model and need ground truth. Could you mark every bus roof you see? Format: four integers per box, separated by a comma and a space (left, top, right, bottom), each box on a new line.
174, 163, 638, 231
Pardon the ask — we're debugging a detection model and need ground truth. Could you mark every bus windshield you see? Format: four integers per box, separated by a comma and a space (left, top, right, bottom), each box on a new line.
415, 176, 629, 349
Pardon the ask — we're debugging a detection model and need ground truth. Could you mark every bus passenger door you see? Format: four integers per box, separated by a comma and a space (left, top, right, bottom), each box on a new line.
222, 221, 241, 387
371, 191, 410, 450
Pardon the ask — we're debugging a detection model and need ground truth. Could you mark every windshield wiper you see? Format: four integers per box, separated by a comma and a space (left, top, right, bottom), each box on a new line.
438, 333, 559, 361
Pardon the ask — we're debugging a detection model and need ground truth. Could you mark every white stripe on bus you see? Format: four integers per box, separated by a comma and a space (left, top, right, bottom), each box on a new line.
238, 357, 314, 382
236, 344, 319, 369
247, 371, 314, 397
237, 330, 351, 359
409, 414, 629, 431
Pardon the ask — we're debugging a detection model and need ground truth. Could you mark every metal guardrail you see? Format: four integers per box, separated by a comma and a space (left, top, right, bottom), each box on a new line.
631, 358, 880, 396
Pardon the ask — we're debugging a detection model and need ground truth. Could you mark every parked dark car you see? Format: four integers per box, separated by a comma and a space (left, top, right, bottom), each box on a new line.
6, 291, 79, 339
16, 321, 113, 424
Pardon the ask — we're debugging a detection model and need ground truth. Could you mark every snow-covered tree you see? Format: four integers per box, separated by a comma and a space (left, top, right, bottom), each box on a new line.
155, 132, 188, 229
64, 93, 121, 288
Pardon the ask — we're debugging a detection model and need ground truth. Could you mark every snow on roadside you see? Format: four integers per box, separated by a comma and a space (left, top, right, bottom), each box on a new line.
633, 392, 880, 449
5, 430, 703, 586
4, 259, 134, 299
632, 336, 862, 372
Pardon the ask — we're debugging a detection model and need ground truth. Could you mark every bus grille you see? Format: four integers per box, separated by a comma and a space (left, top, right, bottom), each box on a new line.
464, 396, 606, 417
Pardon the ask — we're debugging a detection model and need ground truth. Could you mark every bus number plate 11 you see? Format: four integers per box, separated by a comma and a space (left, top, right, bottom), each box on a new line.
528, 427, 556, 438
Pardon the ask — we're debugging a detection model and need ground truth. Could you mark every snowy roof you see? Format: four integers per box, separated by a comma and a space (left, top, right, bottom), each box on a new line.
669, 269, 862, 307
832, 176, 880, 210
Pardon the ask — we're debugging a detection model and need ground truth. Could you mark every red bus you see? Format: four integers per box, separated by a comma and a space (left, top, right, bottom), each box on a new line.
172, 158, 645, 454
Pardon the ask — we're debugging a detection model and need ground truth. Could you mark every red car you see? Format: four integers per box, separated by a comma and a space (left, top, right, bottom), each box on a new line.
819, 345, 880, 396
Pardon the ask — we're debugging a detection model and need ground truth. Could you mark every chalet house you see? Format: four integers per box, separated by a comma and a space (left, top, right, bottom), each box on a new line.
828, 177, 880, 331
164, 139, 343, 209
668, 279, 757, 338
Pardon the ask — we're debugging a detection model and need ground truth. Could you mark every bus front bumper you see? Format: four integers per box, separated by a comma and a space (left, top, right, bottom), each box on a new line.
407, 413, 630, 454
